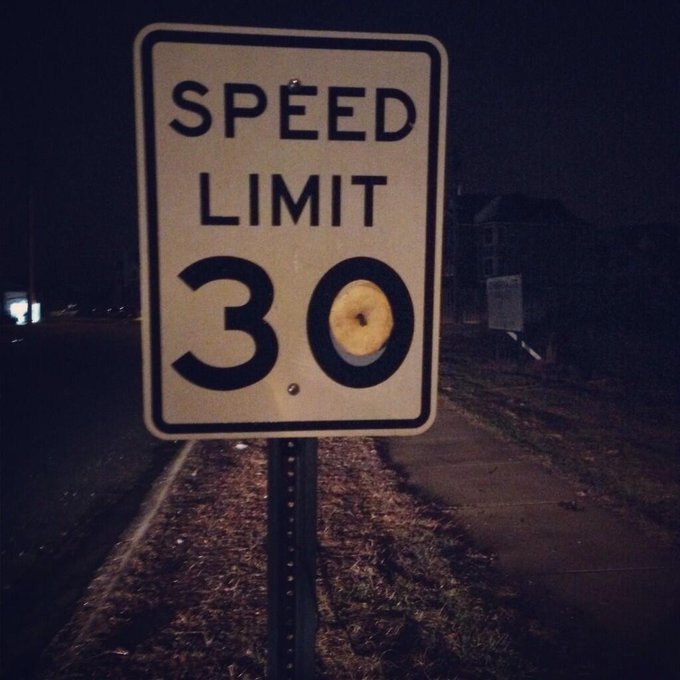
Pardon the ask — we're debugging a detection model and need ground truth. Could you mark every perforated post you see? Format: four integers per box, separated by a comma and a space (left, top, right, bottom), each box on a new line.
267, 438, 318, 679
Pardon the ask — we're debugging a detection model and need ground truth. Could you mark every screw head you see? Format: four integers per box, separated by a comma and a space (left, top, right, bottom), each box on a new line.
288, 78, 302, 92
287, 383, 300, 395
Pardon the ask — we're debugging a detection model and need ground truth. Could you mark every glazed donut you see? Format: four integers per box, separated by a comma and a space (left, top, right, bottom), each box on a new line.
329, 280, 394, 356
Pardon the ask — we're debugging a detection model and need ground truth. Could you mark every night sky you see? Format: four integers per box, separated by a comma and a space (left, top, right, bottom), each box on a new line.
3, 0, 678, 305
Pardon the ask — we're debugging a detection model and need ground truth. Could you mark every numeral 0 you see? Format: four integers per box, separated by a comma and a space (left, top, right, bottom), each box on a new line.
172, 256, 414, 390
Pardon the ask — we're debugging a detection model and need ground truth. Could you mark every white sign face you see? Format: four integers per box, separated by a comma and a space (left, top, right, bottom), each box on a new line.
134, 24, 448, 439
487, 275, 524, 332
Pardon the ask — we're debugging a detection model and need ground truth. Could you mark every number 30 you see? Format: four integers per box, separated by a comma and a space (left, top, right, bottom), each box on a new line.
172, 256, 414, 390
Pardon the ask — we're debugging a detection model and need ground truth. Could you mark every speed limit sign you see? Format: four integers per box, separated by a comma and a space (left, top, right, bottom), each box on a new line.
134, 23, 448, 439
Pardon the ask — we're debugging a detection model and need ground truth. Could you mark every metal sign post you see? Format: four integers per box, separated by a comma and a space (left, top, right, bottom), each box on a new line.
267, 438, 318, 679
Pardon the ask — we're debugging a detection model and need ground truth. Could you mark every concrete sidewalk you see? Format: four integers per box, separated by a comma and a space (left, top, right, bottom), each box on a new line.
389, 397, 680, 678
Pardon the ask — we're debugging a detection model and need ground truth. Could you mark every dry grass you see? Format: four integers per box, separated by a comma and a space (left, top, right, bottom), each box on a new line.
40, 438, 585, 679
440, 327, 680, 541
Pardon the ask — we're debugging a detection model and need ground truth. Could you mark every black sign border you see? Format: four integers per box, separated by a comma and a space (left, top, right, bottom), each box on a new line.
138, 26, 445, 436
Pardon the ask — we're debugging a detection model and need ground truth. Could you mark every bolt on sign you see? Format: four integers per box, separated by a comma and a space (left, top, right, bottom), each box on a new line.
134, 23, 448, 439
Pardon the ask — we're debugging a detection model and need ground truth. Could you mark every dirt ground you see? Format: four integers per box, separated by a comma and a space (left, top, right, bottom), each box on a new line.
39, 437, 597, 679
439, 325, 680, 543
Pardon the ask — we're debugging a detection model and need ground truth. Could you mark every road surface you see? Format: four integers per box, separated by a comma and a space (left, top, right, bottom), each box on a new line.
0, 319, 176, 679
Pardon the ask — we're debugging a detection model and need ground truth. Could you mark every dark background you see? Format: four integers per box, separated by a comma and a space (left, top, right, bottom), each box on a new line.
3, 0, 678, 309
1, 4, 678, 677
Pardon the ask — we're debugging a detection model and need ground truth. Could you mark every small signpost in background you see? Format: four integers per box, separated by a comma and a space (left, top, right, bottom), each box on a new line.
486, 274, 523, 333
135, 23, 447, 678
486, 274, 541, 360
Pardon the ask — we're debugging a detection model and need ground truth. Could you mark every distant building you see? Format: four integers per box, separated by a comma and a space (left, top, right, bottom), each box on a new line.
444, 192, 603, 329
